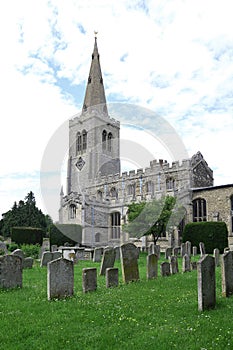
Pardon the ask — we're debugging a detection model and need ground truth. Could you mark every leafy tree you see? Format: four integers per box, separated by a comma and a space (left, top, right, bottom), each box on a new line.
123, 196, 182, 244
0, 192, 52, 237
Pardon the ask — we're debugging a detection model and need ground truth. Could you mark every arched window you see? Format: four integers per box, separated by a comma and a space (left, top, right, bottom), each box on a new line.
95, 232, 100, 243
102, 130, 107, 150
69, 204, 76, 219
76, 132, 82, 154
128, 184, 135, 197
110, 187, 117, 198
82, 130, 87, 151
111, 212, 121, 239
192, 198, 207, 222
231, 195, 233, 234
107, 133, 113, 152
166, 177, 175, 190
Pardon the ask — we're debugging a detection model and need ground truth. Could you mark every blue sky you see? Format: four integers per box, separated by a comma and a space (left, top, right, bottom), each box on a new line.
0, 0, 233, 221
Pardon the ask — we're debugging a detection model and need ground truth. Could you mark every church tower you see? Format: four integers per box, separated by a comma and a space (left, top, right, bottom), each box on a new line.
67, 36, 120, 195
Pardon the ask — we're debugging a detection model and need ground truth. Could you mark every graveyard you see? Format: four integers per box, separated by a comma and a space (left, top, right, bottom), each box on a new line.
1, 248, 233, 349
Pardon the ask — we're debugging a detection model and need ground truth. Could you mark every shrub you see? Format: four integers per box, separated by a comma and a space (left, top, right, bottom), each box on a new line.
20, 244, 40, 259
7, 243, 19, 252
182, 221, 228, 253
11, 227, 44, 246
49, 224, 82, 247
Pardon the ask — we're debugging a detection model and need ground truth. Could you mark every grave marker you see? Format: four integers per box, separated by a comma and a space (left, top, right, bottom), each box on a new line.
222, 251, 233, 297
120, 243, 139, 283
197, 255, 216, 311
106, 268, 118, 288
0, 255, 22, 289
82, 268, 97, 293
147, 254, 158, 280
99, 247, 115, 276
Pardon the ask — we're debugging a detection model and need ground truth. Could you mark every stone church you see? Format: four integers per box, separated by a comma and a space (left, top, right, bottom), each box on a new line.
59, 37, 233, 248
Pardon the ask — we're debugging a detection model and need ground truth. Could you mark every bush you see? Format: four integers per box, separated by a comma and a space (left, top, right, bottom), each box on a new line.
7, 243, 19, 252
182, 221, 228, 253
20, 244, 40, 259
11, 227, 44, 246
49, 224, 82, 247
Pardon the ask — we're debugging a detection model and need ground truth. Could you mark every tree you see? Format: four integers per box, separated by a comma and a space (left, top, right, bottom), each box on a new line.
0, 192, 53, 237
123, 196, 181, 244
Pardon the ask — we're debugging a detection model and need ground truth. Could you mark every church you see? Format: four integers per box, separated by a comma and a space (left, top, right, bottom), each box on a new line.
59, 37, 233, 249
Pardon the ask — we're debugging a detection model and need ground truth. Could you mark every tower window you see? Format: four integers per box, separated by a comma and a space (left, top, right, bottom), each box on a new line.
82, 130, 87, 151
76, 132, 82, 154
111, 212, 121, 239
102, 130, 107, 150
166, 177, 175, 190
108, 133, 113, 152
69, 204, 76, 219
192, 198, 207, 222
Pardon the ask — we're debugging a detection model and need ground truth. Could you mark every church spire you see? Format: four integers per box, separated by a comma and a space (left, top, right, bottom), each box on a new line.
82, 34, 108, 114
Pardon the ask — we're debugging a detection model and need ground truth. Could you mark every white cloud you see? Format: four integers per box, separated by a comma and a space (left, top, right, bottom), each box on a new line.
0, 0, 233, 221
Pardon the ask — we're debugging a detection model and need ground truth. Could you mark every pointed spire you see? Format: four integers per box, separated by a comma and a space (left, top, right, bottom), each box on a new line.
60, 185, 64, 196
82, 35, 108, 114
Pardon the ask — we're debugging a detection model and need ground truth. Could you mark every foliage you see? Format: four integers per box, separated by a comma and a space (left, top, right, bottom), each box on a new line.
20, 244, 40, 259
182, 221, 228, 253
0, 191, 53, 237
123, 196, 180, 244
49, 224, 82, 247
11, 227, 44, 246
7, 243, 19, 252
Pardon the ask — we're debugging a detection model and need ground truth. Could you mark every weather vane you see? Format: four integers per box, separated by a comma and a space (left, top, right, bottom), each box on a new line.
94, 31, 98, 38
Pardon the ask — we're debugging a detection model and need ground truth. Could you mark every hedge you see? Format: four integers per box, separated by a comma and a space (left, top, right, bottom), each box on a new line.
182, 221, 228, 254
11, 227, 44, 246
49, 224, 82, 247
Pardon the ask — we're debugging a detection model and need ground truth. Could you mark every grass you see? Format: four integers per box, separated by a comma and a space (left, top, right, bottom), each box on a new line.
0, 253, 233, 350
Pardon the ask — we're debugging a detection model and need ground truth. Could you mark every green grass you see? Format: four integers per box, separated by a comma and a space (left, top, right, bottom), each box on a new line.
0, 253, 233, 350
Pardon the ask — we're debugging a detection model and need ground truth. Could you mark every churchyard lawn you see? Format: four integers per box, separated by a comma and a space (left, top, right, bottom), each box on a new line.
0, 253, 233, 349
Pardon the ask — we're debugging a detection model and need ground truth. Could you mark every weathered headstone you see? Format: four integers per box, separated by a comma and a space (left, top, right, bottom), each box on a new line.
0, 242, 7, 254
197, 255, 216, 311
114, 246, 120, 260
82, 268, 97, 293
165, 247, 172, 259
192, 246, 197, 256
180, 243, 186, 257
170, 255, 179, 274
185, 241, 191, 256
160, 262, 171, 277
93, 247, 102, 262
222, 251, 233, 297
0, 255, 23, 289
23, 257, 33, 269
120, 243, 139, 283
52, 251, 62, 261
99, 247, 115, 276
147, 254, 158, 280
47, 258, 74, 300
199, 242, 206, 257
51, 245, 58, 252
172, 247, 179, 257
12, 249, 24, 265
182, 254, 191, 273
191, 261, 197, 270
213, 248, 220, 267
41, 251, 53, 267
106, 268, 118, 288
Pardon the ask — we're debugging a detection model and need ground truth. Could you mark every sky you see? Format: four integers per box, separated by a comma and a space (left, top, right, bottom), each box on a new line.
0, 0, 233, 221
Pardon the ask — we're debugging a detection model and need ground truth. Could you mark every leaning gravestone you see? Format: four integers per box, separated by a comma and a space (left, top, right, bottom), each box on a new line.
199, 242, 206, 257
93, 247, 102, 262
120, 243, 139, 283
160, 262, 171, 277
0, 255, 23, 289
106, 268, 118, 288
99, 247, 115, 276
197, 255, 216, 311
182, 254, 191, 273
23, 257, 33, 269
222, 251, 233, 297
147, 254, 158, 280
41, 251, 53, 267
47, 258, 74, 300
82, 268, 97, 293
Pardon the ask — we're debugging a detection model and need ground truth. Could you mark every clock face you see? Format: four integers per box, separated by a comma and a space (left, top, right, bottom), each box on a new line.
76, 157, 85, 171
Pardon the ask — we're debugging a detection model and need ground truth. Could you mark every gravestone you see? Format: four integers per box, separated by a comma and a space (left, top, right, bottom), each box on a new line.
82, 268, 97, 293
12, 249, 24, 265
213, 248, 220, 267
114, 246, 120, 260
192, 246, 197, 256
106, 268, 118, 288
197, 255, 216, 311
0, 255, 23, 289
99, 247, 115, 276
47, 258, 74, 300
165, 247, 172, 259
172, 247, 179, 257
199, 242, 206, 257
0, 242, 7, 254
170, 255, 179, 274
191, 261, 197, 270
52, 251, 62, 260
180, 243, 186, 257
222, 251, 233, 297
93, 247, 102, 262
182, 254, 191, 272
185, 241, 191, 256
160, 262, 171, 277
120, 243, 139, 283
23, 257, 33, 269
147, 254, 158, 280
51, 245, 58, 252
41, 251, 53, 267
